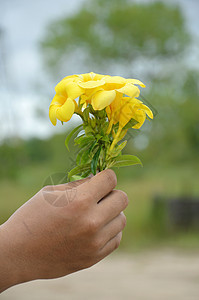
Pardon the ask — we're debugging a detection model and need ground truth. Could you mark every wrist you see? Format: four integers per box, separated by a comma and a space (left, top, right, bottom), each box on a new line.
0, 222, 25, 292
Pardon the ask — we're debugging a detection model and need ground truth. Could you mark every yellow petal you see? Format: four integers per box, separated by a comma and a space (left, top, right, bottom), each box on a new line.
116, 84, 140, 98
92, 72, 105, 80
118, 103, 133, 128
106, 105, 113, 121
55, 79, 72, 96
140, 104, 153, 119
62, 75, 77, 81
102, 75, 125, 90
103, 75, 126, 84
49, 105, 59, 126
91, 90, 116, 110
79, 94, 89, 105
77, 73, 92, 81
65, 81, 84, 99
125, 79, 146, 88
50, 94, 66, 106
56, 97, 75, 122
78, 79, 105, 89
77, 72, 104, 81
132, 110, 146, 129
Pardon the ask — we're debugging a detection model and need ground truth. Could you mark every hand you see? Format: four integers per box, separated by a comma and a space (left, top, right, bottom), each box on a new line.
0, 169, 128, 292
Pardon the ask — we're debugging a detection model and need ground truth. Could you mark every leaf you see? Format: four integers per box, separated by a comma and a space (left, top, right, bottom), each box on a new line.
68, 163, 90, 180
81, 146, 93, 164
70, 175, 84, 181
65, 124, 83, 151
83, 106, 90, 120
110, 154, 142, 168
75, 135, 94, 146
76, 146, 88, 165
81, 169, 92, 178
91, 146, 102, 175
108, 140, 127, 158
89, 140, 97, 152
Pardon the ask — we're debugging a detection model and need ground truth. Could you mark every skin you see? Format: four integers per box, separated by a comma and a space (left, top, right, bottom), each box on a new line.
0, 169, 128, 293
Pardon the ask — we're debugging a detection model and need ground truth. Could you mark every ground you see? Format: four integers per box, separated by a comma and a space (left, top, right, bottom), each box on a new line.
2, 249, 199, 300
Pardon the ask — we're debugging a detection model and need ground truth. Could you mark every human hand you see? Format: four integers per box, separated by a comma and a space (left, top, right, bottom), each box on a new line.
0, 169, 128, 292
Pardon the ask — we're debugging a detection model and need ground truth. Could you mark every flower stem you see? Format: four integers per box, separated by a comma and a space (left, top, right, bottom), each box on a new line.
109, 127, 122, 152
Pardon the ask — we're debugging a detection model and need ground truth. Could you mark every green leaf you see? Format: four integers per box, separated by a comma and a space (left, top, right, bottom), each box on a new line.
90, 140, 98, 152
76, 146, 88, 165
108, 140, 127, 158
83, 106, 90, 120
81, 146, 92, 164
65, 124, 83, 151
81, 169, 92, 178
110, 154, 142, 168
70, 175, 84, 181
68, 163, 91, 180
75, 135, 94, 146
91, 146, 102, 175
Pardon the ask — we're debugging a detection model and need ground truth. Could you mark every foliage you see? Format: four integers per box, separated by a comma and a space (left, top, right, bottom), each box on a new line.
40, 0, 189, 75
66, 104, 142, 180
0, 138, 51, 179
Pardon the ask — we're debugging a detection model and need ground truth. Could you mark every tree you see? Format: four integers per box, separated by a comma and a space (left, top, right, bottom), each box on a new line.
41, 0, 199, 165
40, 0, 189, 78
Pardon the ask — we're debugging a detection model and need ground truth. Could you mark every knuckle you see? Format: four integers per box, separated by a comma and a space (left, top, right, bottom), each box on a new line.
77, 197, 89, 211
80, 192, 91, 203
117, 190, 129, 207
114, 234, 122, 249
90, 238, 102, 251
42, 185, 53, 192
104, 169, 117, 188
121, 213, 127, 228
87, 218, 100, 234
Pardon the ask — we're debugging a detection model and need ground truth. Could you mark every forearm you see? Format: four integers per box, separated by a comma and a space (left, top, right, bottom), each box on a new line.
0, 223, 22, 293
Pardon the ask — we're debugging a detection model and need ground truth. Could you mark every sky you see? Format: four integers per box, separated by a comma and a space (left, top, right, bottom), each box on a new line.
0, 0, 199, 142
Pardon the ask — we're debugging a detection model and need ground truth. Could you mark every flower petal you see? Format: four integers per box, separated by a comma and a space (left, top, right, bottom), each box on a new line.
132, 110, 146, 129
78, 79, 105, 89
55, 79, 72, 96
50, 94, 66, 106
79, 94, 89, 105
65, 82, 84, 99
140, 104, 153, 119
56, 97, 75, 122
49, 105, 59, 126
116, 84, 140, 98
125, 79, 146, 88
91, 90, 116, 110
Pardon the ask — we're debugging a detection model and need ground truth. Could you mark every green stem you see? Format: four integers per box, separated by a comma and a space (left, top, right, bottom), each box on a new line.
109, 127, 122, 152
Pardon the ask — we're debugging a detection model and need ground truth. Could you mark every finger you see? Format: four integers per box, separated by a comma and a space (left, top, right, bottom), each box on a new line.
54, 177, 92, 191
99, 212, 126, 246
43, 177, 92, 192
76, 169, 117, 204
97, 232, 122, 259
96, 190, 128, 224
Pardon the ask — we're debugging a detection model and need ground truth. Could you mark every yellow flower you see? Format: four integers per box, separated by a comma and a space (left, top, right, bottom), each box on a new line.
91, 75, 144, 110
49, 78, 80, 125
49, 72, 146, 125
106, 95, 153, 130
59, 72, 145, 111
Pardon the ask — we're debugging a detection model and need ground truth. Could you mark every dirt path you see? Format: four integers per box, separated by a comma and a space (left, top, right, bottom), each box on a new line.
2, 249, 199, 300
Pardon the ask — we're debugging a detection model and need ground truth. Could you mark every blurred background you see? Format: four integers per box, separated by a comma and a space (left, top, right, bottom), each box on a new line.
1, 0, 199, 299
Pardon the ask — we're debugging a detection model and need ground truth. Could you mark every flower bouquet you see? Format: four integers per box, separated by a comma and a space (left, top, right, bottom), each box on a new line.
49, 72, 153, 181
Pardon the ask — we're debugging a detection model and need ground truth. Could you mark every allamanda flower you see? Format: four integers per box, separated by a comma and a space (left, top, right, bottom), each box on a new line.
49, 72, 146, 125
106, 94, 153, 131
